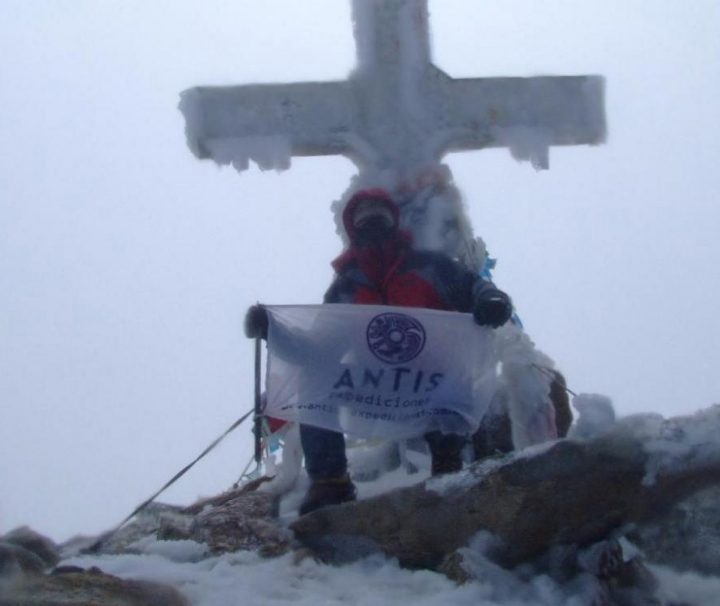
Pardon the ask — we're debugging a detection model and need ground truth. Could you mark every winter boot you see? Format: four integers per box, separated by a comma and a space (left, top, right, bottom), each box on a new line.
299, 474, 357, 516
425, 431, 466, 476
472, 408, 514, 460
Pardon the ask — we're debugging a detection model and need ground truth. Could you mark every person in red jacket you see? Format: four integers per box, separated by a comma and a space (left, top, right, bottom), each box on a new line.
246, 189, 513, 514
324, 189, 510, 315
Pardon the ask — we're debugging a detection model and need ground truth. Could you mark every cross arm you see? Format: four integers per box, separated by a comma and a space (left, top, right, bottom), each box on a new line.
179, 81, 356, 170
423, 69, 606, 169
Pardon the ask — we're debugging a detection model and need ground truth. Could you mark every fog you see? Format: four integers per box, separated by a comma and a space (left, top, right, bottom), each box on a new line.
1, 0, 718, 541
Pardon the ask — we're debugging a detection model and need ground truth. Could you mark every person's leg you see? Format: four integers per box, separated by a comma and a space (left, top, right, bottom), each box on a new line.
472, 386, 514, 460
424, 431, 466, 475
300, 424, 348, 479
472, 411, 514, 460
299, 424, 356, 514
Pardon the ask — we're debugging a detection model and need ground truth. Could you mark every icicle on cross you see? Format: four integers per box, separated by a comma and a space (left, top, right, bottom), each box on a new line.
179, 0, 605, 176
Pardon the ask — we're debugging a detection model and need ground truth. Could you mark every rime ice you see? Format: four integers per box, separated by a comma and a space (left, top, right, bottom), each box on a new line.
179, 0, 605, 180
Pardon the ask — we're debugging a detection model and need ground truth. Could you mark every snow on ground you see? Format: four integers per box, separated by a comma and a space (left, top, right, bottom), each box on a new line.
56, 406, 720, 605
58, 435, 720, 606
652, 566, 720, 606
63, 539, 720, 606
62, 546, 590, 606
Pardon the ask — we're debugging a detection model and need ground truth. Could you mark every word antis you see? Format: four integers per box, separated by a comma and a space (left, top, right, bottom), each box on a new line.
332, 367, 444, 393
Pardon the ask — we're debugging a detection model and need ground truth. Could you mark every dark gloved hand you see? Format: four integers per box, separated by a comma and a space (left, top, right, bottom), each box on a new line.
473, 290, 512, 328
244, 304, 269, 339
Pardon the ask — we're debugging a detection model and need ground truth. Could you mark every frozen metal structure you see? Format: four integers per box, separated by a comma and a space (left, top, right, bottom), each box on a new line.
179, 0, 605, 177
179, 0, 609, 450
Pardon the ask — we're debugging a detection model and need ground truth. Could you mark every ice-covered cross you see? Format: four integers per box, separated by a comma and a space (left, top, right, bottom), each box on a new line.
179, 0, 605, 177
180, 0, 604, 445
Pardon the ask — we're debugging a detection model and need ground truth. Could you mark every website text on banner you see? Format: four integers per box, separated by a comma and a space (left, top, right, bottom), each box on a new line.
263, 304, 498, 439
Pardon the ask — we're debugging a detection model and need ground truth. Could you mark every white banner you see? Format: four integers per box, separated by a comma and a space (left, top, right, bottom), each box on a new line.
263, 304, 498, 439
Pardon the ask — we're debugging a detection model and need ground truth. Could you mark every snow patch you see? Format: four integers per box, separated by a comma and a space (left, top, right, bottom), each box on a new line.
126, 536, 209, 563
639, 404, 720, 486
568, 394, 616, 440
651, 564, 720, 606
426, 440, 556, 497
457, 533, 605, 605
64, 547, 624, 606
426, 466, 488, 496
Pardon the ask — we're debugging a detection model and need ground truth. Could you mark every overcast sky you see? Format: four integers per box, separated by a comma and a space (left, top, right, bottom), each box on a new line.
1, 0, 719, 542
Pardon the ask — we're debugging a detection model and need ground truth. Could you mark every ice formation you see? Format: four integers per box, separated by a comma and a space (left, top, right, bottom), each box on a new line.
177, 0, 609, 506
640, 404, 720, 486
568, 393, 617, 440
179, 0, 605, 178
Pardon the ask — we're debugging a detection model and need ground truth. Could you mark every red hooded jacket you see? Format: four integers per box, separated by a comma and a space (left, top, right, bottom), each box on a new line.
325, 191, 498, 311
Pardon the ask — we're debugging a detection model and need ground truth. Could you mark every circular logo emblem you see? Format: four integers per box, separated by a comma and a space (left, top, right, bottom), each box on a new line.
366, 313, 426, 364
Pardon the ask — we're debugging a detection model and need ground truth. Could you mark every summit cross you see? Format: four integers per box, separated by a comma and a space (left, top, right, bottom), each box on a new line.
179, 0, 605, 176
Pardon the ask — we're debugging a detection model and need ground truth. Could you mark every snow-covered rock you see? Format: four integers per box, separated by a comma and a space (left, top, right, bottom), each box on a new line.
0, 566, 189, 606
631, 485, 720, 576
12, 406, 720, 605
292, 405, 720, 574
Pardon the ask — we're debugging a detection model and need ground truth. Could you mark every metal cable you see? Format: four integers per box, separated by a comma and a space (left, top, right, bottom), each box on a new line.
83, 408, 254, 554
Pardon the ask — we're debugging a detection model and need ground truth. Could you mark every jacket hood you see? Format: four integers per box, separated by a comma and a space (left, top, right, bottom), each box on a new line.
333, 190, 411, 274
342, 189, 400, 241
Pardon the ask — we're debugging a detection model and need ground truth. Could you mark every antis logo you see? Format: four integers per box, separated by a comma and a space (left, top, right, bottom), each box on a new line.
366, 312, 426, 364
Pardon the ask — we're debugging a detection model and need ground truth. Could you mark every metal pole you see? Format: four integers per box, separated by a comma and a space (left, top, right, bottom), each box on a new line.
254, 337, 263, 466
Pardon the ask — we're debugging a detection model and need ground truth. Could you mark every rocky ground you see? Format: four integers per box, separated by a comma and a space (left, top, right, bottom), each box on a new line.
2, 406, 719, 605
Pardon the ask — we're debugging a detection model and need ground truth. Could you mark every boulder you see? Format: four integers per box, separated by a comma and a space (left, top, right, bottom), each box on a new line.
2, 527, 59, 569
0, 527, 60, 579
70, 480, 290, 560
66, 502, 187, 557
0, 541, 47, 577
291, 407, 720, 570
631, 485, 720, 575
0, 566, 188, 606
438, 536, 661, 606
189, 491, 291, 558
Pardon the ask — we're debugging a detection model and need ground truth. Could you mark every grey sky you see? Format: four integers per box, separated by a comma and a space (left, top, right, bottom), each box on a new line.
1, 0, 718, 541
